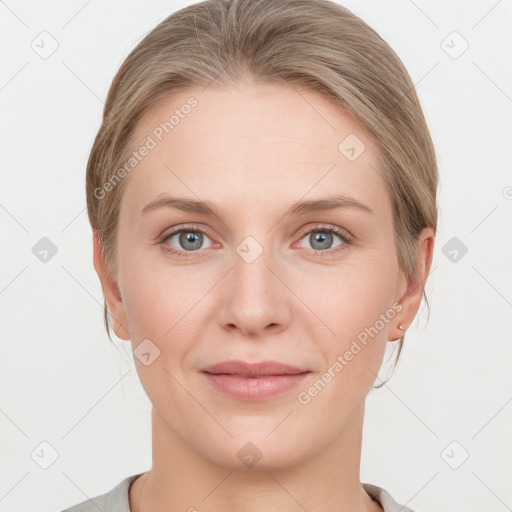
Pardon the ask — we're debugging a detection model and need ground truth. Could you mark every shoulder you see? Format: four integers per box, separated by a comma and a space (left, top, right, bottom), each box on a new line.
59, 474, 142, 512
362, 482, 418, 512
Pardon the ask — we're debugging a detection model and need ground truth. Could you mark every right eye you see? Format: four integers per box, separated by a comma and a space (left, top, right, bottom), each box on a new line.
160, 225, 218, 257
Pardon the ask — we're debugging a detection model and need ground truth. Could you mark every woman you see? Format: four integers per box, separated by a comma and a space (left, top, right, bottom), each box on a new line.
62, 0, 436, 510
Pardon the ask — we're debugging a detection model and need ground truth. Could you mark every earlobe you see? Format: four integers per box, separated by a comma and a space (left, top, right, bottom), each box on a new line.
92, 230, 131, 341
390, 228, 435, 342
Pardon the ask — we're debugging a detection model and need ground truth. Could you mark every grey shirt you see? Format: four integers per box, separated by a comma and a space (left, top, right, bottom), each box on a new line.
60, 473, 417, 512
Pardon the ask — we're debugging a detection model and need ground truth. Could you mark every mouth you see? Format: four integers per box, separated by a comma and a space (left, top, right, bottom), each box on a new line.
200, 359, 309, 377
200, 360, 311, 401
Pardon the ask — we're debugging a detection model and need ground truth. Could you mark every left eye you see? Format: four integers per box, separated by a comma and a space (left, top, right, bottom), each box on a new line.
299, 227, 346, 252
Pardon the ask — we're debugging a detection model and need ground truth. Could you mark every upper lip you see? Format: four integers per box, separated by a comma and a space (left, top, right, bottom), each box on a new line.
201, 360, 309, 377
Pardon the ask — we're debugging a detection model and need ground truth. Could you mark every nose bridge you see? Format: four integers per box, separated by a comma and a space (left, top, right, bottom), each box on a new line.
232, 231, 276, 298
218, 229, 289, 334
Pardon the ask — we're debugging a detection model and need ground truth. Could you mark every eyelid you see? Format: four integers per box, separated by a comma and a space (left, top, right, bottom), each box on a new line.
159, 223, 218, 247
297, 223, 353, 243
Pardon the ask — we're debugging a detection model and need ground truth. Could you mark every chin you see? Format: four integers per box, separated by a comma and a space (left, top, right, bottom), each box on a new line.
200, 434, 312, 472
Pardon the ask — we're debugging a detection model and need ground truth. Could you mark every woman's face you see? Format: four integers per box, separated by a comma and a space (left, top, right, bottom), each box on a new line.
97, 82, 428, 469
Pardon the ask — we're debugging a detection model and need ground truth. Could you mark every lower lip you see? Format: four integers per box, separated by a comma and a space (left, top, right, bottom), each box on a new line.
203, 372, 310, 401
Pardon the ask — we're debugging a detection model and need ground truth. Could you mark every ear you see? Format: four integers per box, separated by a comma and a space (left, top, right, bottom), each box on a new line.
390, 227, 435, 341
92, 230, 130, 340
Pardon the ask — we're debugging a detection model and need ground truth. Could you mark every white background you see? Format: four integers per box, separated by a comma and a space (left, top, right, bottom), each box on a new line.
1, 1, 511, 511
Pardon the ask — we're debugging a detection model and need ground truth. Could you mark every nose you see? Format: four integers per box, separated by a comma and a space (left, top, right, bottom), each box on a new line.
216, 235, 292, 337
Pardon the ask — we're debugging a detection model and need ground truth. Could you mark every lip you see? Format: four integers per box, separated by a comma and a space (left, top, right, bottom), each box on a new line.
201, 360, 308, 376
200, 360, 310, 402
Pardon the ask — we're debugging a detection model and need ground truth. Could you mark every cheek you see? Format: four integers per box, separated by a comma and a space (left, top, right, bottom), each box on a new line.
120, 255, 213, 350
303, 253, 397, 339
295, 267, 395, 413
297, 256, 398, 397
120, 264, 205, 396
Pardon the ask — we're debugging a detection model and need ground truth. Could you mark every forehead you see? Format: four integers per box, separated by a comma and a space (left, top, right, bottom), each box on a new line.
120, 82, 390, 221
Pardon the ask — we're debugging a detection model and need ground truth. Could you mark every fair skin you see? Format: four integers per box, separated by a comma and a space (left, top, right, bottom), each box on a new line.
93, 82, 434, 512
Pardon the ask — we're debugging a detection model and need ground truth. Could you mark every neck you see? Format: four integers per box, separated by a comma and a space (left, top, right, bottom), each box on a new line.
130, 401, 382, 512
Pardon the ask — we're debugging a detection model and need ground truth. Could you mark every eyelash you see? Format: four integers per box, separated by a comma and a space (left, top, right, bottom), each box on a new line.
159, 223, 352, 259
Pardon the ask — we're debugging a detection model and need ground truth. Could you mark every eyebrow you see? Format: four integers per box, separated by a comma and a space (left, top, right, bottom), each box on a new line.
141, 194, 375, 217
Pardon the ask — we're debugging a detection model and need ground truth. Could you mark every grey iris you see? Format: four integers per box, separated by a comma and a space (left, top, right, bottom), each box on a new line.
180, 231, 203, 251
310, 231, 332, 250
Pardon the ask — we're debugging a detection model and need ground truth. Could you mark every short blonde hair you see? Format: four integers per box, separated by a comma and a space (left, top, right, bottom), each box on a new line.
86, 0, 438, 370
